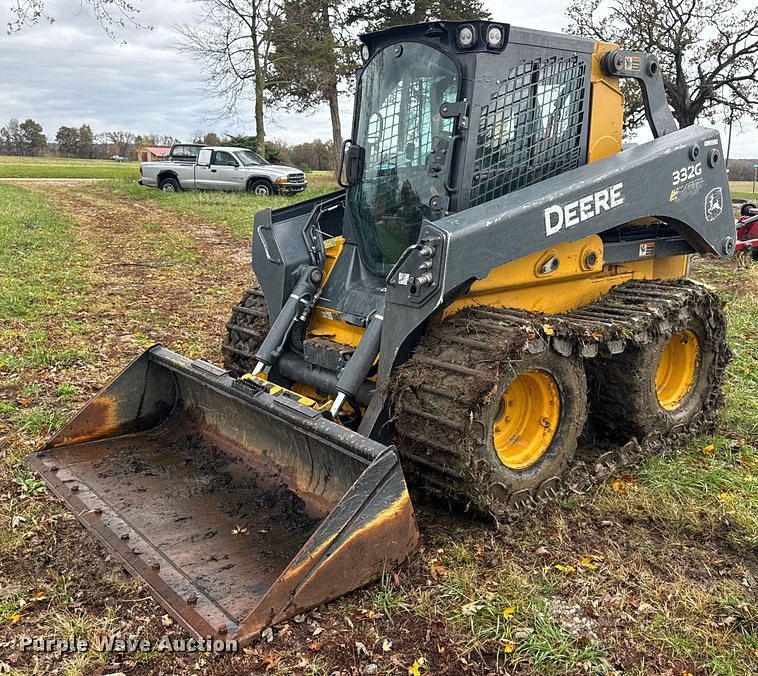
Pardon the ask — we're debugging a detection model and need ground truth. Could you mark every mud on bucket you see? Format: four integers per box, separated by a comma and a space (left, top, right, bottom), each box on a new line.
28, 346, 418, 645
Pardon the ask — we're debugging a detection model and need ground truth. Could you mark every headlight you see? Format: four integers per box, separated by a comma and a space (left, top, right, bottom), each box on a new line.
275, 177, 288, 184
361, 44, 370, 62
486, 24, 504, 48
457, 24, 476, 49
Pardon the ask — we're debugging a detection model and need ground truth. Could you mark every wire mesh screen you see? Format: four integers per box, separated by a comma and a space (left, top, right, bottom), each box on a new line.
470, 56, 588, 207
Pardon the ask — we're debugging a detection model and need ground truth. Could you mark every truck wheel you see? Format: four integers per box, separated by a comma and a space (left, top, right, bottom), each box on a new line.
248, 179, 273, 196
159, 177, 181, 192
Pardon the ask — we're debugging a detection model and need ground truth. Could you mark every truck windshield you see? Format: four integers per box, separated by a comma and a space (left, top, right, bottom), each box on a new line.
237, 150, 268, 166
348, 42, 458, 275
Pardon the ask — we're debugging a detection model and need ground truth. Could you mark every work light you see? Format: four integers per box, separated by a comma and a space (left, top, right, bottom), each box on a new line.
486, 24, 504, 48
457, 24, 476, 48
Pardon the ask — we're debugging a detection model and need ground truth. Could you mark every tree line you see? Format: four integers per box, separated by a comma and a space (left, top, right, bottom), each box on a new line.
192, 133, 338, 172
177, 0, 756, 171
0, 118, 176, 159
0, 119, 341, 171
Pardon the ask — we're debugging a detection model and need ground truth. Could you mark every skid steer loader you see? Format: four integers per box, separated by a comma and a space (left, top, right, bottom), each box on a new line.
30, 20, 735, 645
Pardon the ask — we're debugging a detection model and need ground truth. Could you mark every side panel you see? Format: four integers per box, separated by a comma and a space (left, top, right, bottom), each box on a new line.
444, 236, 687, 316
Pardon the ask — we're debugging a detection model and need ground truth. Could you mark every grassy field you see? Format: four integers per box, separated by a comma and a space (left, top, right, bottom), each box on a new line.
730, 180, 757, 201
0, 156, 139, 180
1, 152, 755, 202
0, 180, 756, 675
108, 170, 338, 238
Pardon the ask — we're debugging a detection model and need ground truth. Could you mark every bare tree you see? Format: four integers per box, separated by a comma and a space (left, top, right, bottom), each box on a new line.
7, 1, 147, 37
178, 0, 281, 155
566, 0, 758, 131
105, 130, 136, 157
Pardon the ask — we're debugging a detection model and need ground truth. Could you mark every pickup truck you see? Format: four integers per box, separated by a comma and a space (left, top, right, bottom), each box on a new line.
139, 145, 307, 196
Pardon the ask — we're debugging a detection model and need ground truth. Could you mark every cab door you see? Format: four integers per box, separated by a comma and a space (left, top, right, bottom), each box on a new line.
210, 150, 245, 190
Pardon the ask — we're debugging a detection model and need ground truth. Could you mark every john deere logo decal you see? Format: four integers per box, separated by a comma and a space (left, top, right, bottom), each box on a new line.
704, 187, 723, 222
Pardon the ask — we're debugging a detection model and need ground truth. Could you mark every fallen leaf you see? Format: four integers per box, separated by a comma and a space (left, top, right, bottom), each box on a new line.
502, 640, 517, 653
261, 627, 274, 643
460, 600, 484, 616
408, 657, 426, 676
160, 614, 173, 627
542, 324, 555, 336
9, 614, 21, 624
308, 641, 323, 652
702, 444, 715, 455
578, 555, 601, 570
382, 639, 393, 652
554, 564, 575, 574
355, 641, 369, 657
611, 477, 635, 494
429, 559, 448, 580
719, 492, 732, 502
502, 606, 516, 619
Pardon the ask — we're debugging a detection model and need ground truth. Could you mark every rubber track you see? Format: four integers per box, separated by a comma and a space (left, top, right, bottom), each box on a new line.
390, 279, 730, 522
221, 288, 270, 375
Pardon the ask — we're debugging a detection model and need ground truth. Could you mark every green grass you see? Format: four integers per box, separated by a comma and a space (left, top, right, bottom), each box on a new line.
729, 181, 757, 201
0, 155, 139, 179
0, 185, 90, 364
107, 171, 339, 239
723, 297, 758, 438
597, 437, 757, 548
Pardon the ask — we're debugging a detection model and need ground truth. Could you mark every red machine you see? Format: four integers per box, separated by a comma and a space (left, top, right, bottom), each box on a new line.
736, 203, 758, 261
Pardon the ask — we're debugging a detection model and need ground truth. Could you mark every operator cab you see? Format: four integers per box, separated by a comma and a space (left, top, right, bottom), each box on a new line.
252, 20, 595, 335
341, 20, 593, 279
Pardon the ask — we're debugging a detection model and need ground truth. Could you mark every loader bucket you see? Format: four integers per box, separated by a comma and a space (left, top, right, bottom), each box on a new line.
28, 346, 418, 645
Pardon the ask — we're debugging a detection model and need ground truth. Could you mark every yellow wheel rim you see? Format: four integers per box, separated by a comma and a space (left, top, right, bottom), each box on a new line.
655, 330, 699, 410
493, 370, 561, 470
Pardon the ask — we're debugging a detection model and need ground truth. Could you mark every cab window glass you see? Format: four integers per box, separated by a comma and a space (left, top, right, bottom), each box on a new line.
213, 151, 238, 167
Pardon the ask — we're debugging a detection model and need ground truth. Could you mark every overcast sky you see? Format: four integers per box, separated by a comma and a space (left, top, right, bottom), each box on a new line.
1, 0, 756, 156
